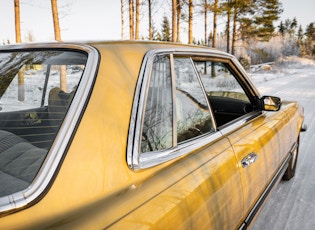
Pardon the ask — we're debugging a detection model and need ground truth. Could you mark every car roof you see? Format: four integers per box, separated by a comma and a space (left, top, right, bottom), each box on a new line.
89, 40, 232, 56
0, 40, 233, 58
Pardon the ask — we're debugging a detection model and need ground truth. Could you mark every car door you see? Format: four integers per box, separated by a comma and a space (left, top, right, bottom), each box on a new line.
123, 53, 244, 229
194, 58, 290, 224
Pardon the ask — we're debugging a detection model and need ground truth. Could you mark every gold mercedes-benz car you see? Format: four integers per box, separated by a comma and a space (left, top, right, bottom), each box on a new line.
0, 41, 306, 229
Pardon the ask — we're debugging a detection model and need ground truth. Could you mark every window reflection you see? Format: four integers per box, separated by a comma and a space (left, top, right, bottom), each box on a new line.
194, 60, 253, 127
194, 61, 250, 101
174, 58, 213, 143
141, 55, 173, 153
0, 50, 86, 197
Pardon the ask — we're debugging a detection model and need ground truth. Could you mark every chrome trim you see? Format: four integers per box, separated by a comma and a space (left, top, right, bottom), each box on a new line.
241, 152, 258, 168
127, 50, 157, 168
219, 111, 263, 136
137, 132, 223, 169
170, 54, 177, 147
0, 43, 100, 213
127, 48, 249, 170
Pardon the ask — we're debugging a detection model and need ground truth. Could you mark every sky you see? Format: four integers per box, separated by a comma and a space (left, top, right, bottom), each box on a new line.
0, 0, 314, 44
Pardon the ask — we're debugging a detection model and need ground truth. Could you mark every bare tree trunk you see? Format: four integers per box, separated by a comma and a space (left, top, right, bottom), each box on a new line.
121, 0, 125, 39
204, 0, 208, 46
226, 7, 231, 53
135, 0, 140, 39
18, 68, 25, 101
212, 0, 218, 48
51, 0, 66, 91
172, 0, 177, 42
51, 0, 61, 42
148, 0, 153, 40
232, 2, 238, 55
15, 0, 24, 100
14, 0, 21, 43
188, 0, 193, 44
129, 0, 134, 40
176, 0, 181, 42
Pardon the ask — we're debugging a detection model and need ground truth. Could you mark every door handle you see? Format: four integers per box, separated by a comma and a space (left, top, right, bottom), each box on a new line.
241, 152, 258, 168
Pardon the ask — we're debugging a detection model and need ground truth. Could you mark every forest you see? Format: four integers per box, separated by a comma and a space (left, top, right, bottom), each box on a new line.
11, 0, 315, 67
122, 0, 315, 66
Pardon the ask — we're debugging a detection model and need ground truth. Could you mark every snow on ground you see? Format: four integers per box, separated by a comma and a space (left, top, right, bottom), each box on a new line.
250, 57, 315, 230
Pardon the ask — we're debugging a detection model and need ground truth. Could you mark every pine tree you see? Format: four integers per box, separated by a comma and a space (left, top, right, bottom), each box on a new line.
222, 0, 233, 52
254, 0, 283, 41
297, 26, 304, 42
230, 0, 254, 54
297, 25, 305, 56
278, 21, 285, 37
161, 16, 171, 42
155, 32, 162, 41
238, 0, 283, 42
305, 23, 315, 56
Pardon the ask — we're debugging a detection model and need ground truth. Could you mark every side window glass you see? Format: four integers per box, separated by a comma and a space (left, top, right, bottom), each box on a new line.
194, 61, 253, 126
141, 55, 173, 153
0, 64, 46, 111
0, 50, 87, 197
0, 54, 83, 112
174, 57, 214, 143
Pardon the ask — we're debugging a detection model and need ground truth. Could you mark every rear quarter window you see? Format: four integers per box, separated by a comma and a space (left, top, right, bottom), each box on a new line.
0, 50, 87, 197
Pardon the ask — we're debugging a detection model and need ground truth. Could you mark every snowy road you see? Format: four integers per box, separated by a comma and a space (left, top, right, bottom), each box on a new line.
251, 67, 315, 230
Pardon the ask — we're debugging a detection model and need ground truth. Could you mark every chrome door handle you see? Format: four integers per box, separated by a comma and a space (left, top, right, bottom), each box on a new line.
241, 152, 258, 168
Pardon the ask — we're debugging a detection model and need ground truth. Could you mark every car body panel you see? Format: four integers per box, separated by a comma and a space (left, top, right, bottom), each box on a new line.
222, 109, 291, 215
0, 41, 305, 229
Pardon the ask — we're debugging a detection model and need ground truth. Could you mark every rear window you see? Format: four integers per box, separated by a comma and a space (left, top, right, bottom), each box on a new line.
0, 50, 87, 197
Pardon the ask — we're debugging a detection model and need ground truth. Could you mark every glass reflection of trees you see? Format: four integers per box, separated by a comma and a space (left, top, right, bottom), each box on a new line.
141, 55, 215, 154
174, 58, 213, 143
141, 55, 173, 153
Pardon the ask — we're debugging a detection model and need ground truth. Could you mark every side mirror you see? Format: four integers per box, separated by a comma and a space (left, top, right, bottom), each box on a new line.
261, 96, 282, 111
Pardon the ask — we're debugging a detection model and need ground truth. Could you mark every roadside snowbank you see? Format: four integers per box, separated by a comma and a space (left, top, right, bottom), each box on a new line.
249, 56, 315, 86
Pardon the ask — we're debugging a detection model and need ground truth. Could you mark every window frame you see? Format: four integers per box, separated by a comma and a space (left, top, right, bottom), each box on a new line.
0, 43, 100, 213
127, 48, 262, 170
